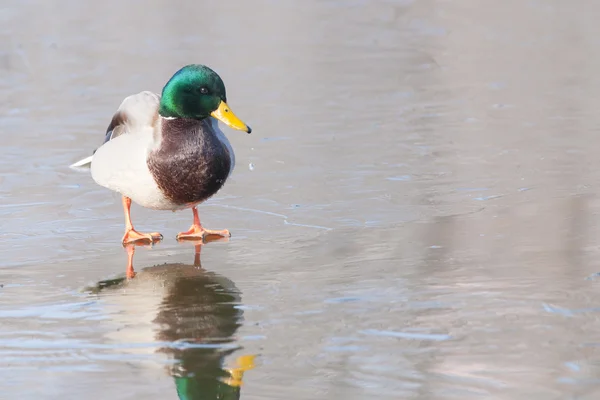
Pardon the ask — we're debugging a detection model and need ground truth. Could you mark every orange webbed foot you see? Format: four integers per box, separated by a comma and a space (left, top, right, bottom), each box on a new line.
176, 224, 230, 241
122, 228, 163, 245
176, 206, 230, 242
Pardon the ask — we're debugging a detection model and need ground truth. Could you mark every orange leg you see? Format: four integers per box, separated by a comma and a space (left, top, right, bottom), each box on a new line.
121, 196, 163, 244
176, 206, 230, 241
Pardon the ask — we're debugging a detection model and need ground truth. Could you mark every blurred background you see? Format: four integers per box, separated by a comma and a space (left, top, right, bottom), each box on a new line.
3, 0, 600, 399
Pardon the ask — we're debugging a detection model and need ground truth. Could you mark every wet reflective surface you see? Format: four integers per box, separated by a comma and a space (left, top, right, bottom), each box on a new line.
86, 242, 255, 400
3, 0, 600, 399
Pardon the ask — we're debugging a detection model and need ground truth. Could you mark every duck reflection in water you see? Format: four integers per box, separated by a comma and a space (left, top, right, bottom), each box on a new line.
89, 239, 256, 400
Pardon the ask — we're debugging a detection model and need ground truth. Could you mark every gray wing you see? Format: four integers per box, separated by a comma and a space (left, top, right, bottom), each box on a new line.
70, 91, 160, 168
97, 91, 161, 151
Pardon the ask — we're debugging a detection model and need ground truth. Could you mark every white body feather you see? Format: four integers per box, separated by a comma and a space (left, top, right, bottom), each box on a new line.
91, 128, 174, 210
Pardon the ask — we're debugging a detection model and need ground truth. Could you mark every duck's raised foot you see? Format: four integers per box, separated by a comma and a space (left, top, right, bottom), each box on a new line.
176, 225, 230, 241
122, 228, 163, 245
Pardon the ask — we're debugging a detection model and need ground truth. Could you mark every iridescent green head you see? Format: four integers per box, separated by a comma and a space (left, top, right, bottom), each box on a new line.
159, 64, 251, 133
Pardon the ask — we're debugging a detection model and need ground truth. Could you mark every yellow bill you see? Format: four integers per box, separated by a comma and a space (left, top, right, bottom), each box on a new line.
211, 101, 252, 133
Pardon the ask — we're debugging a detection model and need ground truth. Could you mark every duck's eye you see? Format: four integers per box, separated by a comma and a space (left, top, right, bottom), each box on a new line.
199, 87, 209, 94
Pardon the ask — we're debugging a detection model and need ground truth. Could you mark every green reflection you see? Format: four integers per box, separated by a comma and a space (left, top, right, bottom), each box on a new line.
87, 242, 256, 400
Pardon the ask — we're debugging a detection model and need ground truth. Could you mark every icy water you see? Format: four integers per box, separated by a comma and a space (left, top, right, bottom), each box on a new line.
3, 0, 600, 399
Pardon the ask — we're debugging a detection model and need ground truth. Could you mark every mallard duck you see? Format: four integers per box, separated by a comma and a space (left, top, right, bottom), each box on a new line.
70, 64, 251, 244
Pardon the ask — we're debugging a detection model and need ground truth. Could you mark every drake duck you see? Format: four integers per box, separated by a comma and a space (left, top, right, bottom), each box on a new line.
70, 64, 251, 244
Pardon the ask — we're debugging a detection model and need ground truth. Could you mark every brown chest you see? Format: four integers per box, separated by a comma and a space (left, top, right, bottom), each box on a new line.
147, 119, 232, 206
